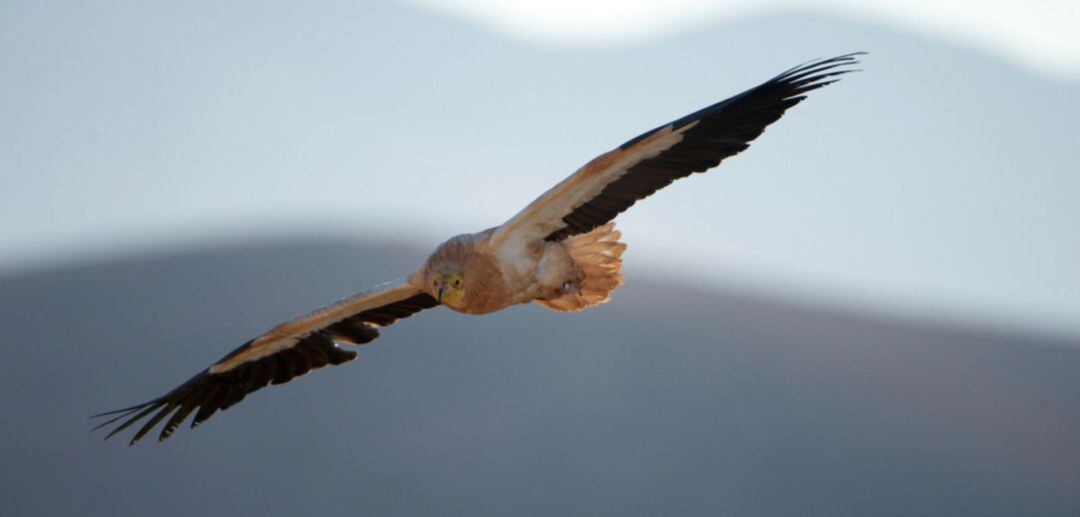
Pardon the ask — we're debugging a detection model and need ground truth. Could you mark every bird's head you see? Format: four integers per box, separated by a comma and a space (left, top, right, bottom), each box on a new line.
423, 236, 471, 309
430, 270, 466, 307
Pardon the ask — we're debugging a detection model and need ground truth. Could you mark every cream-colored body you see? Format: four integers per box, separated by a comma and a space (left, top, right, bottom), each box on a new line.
418, 223, 625, 314
407, 123, 695, 316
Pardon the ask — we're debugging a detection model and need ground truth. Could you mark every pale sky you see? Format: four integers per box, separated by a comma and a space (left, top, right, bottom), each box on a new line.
2, 1, 1077, 340
409, 0, 1080, 80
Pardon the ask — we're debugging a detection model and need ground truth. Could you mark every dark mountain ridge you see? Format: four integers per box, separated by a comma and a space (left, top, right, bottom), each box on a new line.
1, 238, 1077, 516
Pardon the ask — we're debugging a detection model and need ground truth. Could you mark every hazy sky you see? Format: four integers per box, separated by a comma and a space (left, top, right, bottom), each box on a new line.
2, 1, 1078, 338
410, 0, 1080, 80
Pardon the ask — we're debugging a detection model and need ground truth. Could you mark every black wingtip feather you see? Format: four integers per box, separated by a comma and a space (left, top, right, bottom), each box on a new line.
105, 403, 162, 442
90, 406, 144, 432
158, 391, 202, 442
130, 403, 178, 446
90, 403, 149, 420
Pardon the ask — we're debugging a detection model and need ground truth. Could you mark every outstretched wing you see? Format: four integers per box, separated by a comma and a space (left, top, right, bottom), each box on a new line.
92, 276, 438, 445
491, 53, 862, 247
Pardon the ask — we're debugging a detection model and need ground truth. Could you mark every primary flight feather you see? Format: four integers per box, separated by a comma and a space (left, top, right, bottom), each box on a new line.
93, 52, 863, 444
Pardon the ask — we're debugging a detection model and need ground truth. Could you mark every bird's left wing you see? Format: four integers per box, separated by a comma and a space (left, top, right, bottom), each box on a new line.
92, 276, 437, 445
490, 53, 861, 248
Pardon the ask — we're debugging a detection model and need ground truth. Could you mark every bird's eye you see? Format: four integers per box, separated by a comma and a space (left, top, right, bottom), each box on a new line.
452, 278, 463, 288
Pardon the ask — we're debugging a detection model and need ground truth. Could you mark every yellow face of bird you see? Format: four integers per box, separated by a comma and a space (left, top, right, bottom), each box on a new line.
431, 272, 465, 308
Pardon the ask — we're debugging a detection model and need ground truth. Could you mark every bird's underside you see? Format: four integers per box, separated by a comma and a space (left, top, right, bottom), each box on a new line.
93, 52, 863, 444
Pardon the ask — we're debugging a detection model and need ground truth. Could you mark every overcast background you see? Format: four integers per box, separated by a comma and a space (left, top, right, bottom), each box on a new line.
2, 1, 1079, 515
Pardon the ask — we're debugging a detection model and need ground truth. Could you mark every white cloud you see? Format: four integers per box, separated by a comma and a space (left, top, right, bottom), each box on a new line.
406, 0, 1080, 80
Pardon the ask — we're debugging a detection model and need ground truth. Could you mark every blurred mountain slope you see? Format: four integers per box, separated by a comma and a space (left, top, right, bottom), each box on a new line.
1, 238, 1077, 516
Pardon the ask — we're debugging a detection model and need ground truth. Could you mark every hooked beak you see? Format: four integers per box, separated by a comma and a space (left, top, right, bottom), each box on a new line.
437, 283, 445, 303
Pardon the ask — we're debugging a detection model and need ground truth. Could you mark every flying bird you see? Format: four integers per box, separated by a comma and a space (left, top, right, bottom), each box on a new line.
93, 53, 862, 444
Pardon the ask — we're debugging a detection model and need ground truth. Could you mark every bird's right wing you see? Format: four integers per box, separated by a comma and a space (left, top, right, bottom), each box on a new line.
92, 276, 438, 445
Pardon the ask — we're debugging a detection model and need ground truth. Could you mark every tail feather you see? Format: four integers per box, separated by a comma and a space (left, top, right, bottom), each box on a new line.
538, 223, 626, 312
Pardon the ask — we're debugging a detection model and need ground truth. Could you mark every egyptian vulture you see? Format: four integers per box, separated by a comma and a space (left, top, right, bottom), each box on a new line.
94, 53, 862, 444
